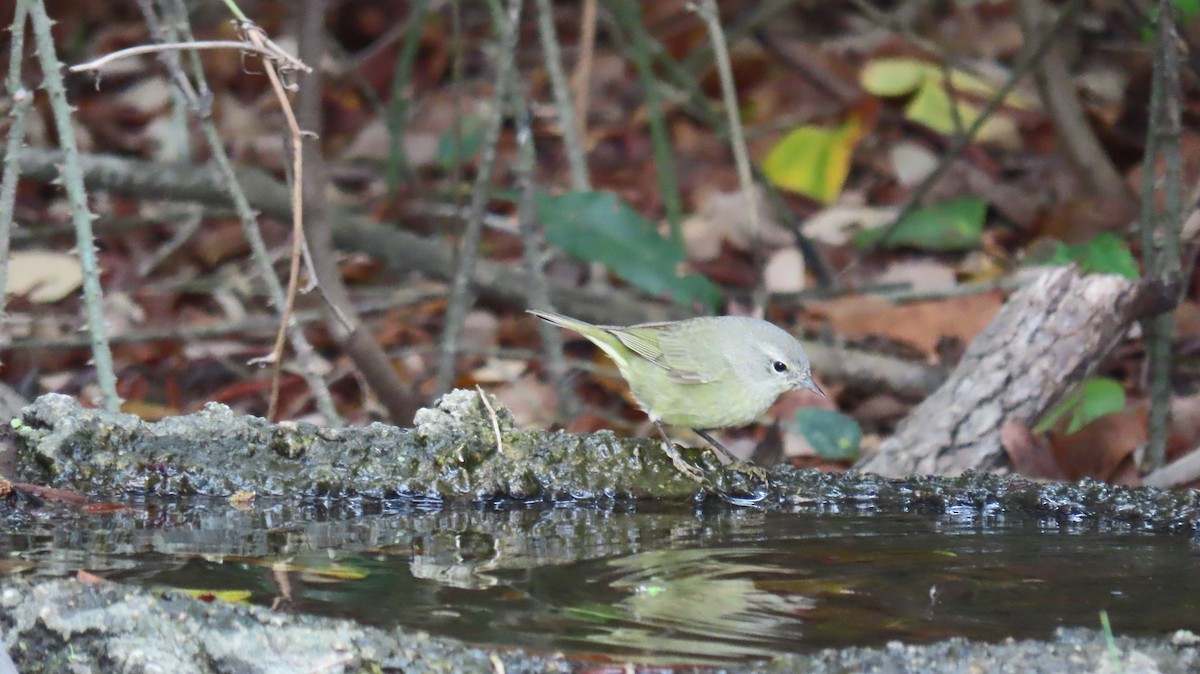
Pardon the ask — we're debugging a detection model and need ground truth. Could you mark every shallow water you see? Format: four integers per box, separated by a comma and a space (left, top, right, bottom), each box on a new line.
2, 498, 1197, 666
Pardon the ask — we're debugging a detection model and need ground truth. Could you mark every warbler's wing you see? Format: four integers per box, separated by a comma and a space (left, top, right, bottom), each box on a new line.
613, 322, 724, 385
609, 324, 671, 368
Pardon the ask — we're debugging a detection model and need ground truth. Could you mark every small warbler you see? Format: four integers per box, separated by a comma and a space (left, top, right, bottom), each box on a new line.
529, 309, 822, 479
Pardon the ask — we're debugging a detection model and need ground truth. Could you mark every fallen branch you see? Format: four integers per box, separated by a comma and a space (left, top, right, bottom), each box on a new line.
856, 267, 1178, 477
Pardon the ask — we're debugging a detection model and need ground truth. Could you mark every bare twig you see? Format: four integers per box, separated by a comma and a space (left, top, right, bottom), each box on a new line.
69, 39, 310, 74
605, 9, 837, 288
236, 19, 312, 421
534, 0, 589, 191
5, 287, 444, 351
476, 385, 505, 456
569, 0, 597, 148
683, 0, 797, 74
1140, 0, 1184, 472
610, 0, 684, 243
435, 0, 525, 394
384, 0, 429, 189
141, 0, 342, 426
846, 0, 985, 79
511, 78, 578, 417
692, 0, 767, 309
0, 0, 32, 352
1015, 0, 1129, 198
29, 0, 121, 410
295, 0, 423, 424
8, 148, 693, 326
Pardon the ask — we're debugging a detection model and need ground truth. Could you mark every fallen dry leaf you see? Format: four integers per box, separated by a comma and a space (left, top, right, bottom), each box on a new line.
7, 251, 83, 303
1048, 406, 1146, 482
1001, 421, 1067, 480
763, 247, 806, 293
809, 292, 1003, 357
873, 259, 957, 293
801, 202, 898, 246
492, 374, 558, 428
682, 186, 792, 262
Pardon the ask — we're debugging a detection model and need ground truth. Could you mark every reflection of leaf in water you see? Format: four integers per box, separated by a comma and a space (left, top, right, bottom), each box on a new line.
573, 548, 817, 664
564, 603, 624, 623
181, 588, 253, 604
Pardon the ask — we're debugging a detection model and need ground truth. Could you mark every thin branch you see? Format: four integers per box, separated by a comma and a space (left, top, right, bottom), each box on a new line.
511, 76, 578, 417
610, 0, 684, 243
1141, 0, 1184, 472
569, 0, 596, 150
534, 0, 590, 191
69, 40, 310, 74
384, 0, 429, 190
142, 0, 342, 426
435, 0, 525, 393
0, 0, 32, 350
238, 21, 312, 421
1015, 0, 1129, 198
6, 287, 444, 351
604, 7, 837, 289
29, 0, 121, 410
7, 147, 694, 326
294, 0, 423, 425
692, 0, 766, 309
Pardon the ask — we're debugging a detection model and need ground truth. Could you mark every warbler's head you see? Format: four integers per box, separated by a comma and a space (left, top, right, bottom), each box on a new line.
744, 321, 823, 399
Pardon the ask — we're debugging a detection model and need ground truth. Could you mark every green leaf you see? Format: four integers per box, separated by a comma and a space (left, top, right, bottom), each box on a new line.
436, 115, 486, 169
853, 197, 986, 251
790, 408, 862, 461
762, 117, 863, 203
1046, 233, 1139, 279
537, 190, 721, 310
1035, 377, 1127, 435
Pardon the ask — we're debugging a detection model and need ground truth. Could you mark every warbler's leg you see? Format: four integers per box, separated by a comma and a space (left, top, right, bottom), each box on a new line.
694, 429, 768, 483
693, 429, 740, 463
654, 421, 705, 483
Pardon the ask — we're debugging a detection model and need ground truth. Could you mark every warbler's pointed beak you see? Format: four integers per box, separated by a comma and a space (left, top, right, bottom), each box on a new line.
800, 376, 825, 398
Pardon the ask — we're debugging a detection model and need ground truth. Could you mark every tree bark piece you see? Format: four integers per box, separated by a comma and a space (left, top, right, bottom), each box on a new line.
856, 267, 1169, 477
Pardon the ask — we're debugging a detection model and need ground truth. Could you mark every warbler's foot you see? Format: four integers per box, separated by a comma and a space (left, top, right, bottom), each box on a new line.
660, 442, 706, 483
729, 460, 768, 484
712, 460, 770, 504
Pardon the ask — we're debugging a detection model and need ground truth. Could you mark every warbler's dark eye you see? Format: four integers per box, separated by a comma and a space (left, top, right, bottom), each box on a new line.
773, 361, 788, 373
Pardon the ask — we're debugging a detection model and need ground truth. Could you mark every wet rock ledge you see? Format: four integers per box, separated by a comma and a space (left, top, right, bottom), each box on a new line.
2, 577, 1197, 674
4, 393, 1200, 672
5, 392, 1200, 531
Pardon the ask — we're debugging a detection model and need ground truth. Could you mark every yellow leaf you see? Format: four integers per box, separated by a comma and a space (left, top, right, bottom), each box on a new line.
181, 589, 253, 604
763, 116, 863, 203
862, 57, 1034, 110
860, 57, 931, 96
905, 79, 1020, 147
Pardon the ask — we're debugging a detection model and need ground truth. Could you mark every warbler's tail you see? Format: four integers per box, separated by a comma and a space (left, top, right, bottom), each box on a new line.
527, 309, 632, 369
526, 309, 599, 334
